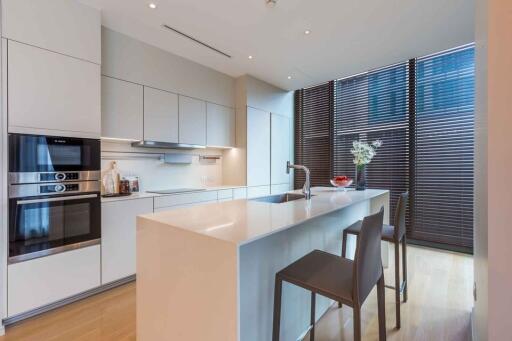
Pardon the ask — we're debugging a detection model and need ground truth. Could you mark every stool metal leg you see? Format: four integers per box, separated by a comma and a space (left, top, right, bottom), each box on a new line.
402, 236, 408, 302
354, 305, 362, 341
377, 273, 387, 340
310, 292, 316, 340
394, 241, 401, 329
341, 230, 348, 258
272, 277, 283, 341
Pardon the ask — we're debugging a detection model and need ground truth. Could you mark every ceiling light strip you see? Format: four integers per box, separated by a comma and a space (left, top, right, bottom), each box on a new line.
162, 24, 232, 59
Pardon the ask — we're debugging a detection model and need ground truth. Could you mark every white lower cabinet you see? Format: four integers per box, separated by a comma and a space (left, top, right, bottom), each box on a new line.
101, 198, 154, 284
233, 188, 248, 200
247, 186, 271, 199
271, 183, 292, 195
7, 245, 101, 317
154, 191, 218, 210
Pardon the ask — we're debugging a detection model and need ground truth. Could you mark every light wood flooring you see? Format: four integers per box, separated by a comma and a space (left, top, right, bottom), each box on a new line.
0, 245, 473, 341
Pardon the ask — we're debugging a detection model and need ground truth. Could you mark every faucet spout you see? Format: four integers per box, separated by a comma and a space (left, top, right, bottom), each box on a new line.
286, 161, 312, 199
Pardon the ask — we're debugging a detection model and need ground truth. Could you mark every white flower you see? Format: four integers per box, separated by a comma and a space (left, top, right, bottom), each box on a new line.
351, 140, 382, 166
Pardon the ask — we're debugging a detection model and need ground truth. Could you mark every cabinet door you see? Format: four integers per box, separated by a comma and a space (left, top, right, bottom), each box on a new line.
101, 76, 143, 141
8, 41, 101, 138
206, 103, 235, 147
2, 0, 101, 63
101, 198, 154, 284
8, 245, 100, 317
179, 95, 206, 146
144, 87, 179, 143
271, 114, 291, 185
247, 107, 271, 187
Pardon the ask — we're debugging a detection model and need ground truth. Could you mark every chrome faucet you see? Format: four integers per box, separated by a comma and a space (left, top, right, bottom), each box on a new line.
286, 161, 312, 200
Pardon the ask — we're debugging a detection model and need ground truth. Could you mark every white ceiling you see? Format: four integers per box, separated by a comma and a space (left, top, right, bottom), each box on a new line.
79, 0, 475, 91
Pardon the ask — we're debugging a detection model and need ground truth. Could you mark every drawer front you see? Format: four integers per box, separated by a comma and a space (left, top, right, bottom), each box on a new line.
217, 189, 233, 199
8, 245, 100, 317
233, 188, 247, 199
247, 186, 271, 199
154, 191, 218, 209
271, 183, 292, 195
153, 200, 217, 212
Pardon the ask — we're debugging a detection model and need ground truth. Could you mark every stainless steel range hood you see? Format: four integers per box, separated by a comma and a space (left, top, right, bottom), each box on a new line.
131, 140, 205, 150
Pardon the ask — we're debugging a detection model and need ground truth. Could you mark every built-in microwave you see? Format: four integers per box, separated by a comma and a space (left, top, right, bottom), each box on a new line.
8, 133, 101, 264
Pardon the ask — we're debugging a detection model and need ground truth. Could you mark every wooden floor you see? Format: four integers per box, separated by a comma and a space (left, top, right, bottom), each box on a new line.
0, 245, 473, 341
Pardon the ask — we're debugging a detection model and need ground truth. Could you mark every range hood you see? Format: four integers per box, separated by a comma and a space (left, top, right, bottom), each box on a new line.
131, 140, 205, 150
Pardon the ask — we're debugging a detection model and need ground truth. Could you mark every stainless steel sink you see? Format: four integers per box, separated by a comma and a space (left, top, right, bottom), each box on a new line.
250, 193, 310, 204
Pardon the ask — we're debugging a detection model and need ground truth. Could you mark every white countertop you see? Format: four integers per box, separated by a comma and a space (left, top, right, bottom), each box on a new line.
138, 187, 389, 246
100, 185, 246, 203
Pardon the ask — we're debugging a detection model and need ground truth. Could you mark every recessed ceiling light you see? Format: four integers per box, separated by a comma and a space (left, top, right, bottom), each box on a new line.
148, 3, 157, 9
287, 76, 292, 80
304, 30, 311, 35
248, 55, 253, 60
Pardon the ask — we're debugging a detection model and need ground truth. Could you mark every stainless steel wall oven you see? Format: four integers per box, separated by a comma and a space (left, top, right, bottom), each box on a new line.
8, 134, 101, 263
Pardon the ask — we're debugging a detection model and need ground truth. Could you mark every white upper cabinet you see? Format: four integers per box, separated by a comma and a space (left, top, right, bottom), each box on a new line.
101, 76, 143, 141
247, 107, 271, 187
206, 103, 235, 148
2, 0, 101, 64
144, 87, 179, 143
8, 41, 101, 138
271, 114, 291, 185
179, 95, 206, 146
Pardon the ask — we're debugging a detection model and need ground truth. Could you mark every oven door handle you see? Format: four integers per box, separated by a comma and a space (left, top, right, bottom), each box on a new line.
17, 194, 98, 205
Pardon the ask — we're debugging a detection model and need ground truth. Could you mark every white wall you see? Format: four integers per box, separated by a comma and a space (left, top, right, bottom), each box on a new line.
474, 0, 512, 340
474, 0, 488, 339
101, 141, 223, 191
102, 27, 234, 108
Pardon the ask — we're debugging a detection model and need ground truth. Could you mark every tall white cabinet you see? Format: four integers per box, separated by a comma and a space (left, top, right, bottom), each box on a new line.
271, 113, 291, 192
246, 108, 292, 197
8, 41, 100, 138
247, 107, 271, 197
3, 0, 101, 139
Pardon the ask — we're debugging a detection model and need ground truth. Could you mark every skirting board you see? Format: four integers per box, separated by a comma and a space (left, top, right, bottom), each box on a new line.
471, 307, 475, 341
2, 275, 135, 326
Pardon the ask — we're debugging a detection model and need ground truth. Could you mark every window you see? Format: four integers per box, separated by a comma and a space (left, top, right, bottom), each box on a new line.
410, 46, 475, 251
294, 45, 474, 252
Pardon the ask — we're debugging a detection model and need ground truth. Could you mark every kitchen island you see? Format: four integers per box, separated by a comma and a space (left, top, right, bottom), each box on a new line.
136, 187, 389, 341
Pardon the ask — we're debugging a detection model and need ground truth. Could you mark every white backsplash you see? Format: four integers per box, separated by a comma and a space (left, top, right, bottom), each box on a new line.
101, 140, 223, 192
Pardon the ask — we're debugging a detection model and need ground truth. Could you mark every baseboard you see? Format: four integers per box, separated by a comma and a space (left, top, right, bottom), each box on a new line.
471, 307, 475, 341
2, 275, 135, 326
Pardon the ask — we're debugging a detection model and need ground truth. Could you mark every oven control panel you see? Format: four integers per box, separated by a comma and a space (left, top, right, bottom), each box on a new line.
39, 172, 80, 182
40, 183, 80, 194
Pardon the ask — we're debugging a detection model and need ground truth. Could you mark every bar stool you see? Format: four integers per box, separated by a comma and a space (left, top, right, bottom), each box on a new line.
272, 208, 386, 341
341, 192, 409, 329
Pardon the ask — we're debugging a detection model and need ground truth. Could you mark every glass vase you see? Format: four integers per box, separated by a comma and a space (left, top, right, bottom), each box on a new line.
355, 164, 366, 191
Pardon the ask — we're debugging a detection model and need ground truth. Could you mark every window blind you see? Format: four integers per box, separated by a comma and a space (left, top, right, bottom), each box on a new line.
294, 82, 333, 188
293, 45, 474, 253
410, 46, 475, 251
333, 63, 410, 220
